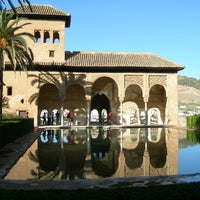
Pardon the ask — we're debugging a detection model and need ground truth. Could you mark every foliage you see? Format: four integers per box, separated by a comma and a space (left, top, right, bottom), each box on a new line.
0, 118, 34, 148
178, 75, 200, 90
0, 8, 35, 120
0, 0, 31, 13
187, 130, 200, 144
2, 113, 22, 119
186, 114, 200, 129
1, 182, 200, 200
0, 9, 35, 70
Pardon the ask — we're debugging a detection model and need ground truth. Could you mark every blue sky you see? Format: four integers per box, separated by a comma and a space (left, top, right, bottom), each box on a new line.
7, 0, 200, 79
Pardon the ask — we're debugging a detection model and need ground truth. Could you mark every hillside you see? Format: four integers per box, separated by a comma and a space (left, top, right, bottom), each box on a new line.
178, 75, 200, 90
177, 75, 200, 126
178, 75, 200, 106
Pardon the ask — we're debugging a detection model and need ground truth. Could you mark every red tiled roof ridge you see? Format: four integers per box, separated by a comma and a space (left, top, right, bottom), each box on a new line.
8, 4, 70, 16
66, 51, 154, 55
7, 4, 71, 27
65, 51, 184, 69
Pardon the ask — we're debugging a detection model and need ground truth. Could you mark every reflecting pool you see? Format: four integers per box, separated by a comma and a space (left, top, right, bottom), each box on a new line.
4, 127, 200, 180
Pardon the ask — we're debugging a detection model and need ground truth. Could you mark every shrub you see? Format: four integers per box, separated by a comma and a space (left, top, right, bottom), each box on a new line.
186, 114, 200, 129
0, 118, 34, 148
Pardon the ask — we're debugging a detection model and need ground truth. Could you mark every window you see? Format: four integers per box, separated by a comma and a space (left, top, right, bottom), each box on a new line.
34, 30, 41, 43
53, 31, 60, 44
44, 31, 50, 43
49, 50, 55, 57
7, 86, 12, 96
18, 110, 27, 118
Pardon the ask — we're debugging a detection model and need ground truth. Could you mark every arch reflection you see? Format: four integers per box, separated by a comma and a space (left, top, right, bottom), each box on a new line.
5, 128, 178, 180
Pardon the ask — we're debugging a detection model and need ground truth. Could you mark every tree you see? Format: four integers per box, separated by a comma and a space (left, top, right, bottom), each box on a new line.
0, 0, 31, 13
0, 9, 35, 119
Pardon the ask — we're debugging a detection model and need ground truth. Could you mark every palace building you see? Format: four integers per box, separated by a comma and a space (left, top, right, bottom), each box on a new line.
3, 5, 184, 127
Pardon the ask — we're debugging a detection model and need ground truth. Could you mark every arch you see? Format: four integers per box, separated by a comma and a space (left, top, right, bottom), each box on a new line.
64, 84, 86, 125
38, 84, 60, 108
38, 84, 61, 125
38, 130, 61, 172
44, 31, 50, 43
51, 109, 60, 125
92, 77, 119, 124
90, 109, 99, 123
148, 84, 166, 124
90, 128, 119, 177
90, 94, 110, 125
148, 108, 163, 125
122, 128, 145, 169
123, 102, 140, 125
122, 128, 140, 149
124, 84, 143, 103
123, 84, 143, 125
147, 127, 162, 142
92, 77, 118, 100
53, 31, 60, 44
63, 142, 87, 179
34, 30, 41, 43
148, 128, 167, 168
101, 109, 108, 124
40, 109, 48, 125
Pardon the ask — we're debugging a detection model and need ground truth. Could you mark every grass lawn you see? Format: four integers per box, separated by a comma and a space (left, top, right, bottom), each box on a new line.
0, 182, 200, 200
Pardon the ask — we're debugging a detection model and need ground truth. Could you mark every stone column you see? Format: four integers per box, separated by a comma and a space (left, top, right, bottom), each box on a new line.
60, 104, 64, 126
143, 151, 150, 176
85, 82, 92, 126
86, 100, 90, 126
165, 97, 168, 124
143, 97, 149, 125
119, 97, 124, 125
143, 128, 150, 176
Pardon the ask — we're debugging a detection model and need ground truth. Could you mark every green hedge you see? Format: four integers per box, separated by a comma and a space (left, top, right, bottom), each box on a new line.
186, 114, 200, 129
0, 118, 34, 148
1, 182, 200, 200
187, 130, 200, 144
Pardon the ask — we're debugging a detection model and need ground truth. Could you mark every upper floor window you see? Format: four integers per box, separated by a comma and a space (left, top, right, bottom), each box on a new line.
44, 31, 50, 43
53, 31, 60, 44
34, 30, 62, 44
7, 86, 12, 96
34, 30, 41, 43
49, 50, 55, 57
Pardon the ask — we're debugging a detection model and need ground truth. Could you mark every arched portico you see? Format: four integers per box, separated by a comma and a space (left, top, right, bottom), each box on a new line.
90, 94, 110, 124
38, 84, 61, 125
123, 84, 144, 125
64, 84, 87, 125
3, 6, 184, 127
91, 77, 119, 125
148, 84, 167, 124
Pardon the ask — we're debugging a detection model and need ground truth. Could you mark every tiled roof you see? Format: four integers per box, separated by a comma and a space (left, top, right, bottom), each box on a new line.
65, 51, 184, 70
8, 4, 71, 27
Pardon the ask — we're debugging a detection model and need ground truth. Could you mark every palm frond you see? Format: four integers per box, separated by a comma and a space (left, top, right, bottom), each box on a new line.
1, 0, 32, 13
0, 9, 34, 70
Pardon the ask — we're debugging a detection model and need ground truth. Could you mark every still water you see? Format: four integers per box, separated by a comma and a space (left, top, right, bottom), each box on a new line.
4, 127, 200, 180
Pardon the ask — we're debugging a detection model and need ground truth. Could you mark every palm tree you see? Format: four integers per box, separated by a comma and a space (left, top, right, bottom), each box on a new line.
0, 0, 31, 13
0, 9, 35, 119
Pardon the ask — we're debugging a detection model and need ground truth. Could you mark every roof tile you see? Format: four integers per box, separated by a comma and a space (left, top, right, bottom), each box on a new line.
9, 4, 70, 17
65, 51, 184, 69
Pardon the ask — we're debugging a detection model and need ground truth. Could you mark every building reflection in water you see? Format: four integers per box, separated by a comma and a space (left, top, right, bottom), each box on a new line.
5, 127, 178, 180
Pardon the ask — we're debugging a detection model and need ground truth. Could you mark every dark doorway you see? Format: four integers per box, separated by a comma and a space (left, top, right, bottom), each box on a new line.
90, 94, 110, 125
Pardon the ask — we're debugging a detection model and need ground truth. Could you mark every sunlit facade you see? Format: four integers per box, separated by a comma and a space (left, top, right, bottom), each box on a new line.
3, 5, 184, 127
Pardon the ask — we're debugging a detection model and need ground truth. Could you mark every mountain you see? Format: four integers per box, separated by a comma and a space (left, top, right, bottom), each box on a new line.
177, 75, 200, 126
178, 75, 200, 106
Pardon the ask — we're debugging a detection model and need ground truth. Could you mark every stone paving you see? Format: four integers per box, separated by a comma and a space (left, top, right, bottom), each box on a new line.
1, 127, 200, 190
